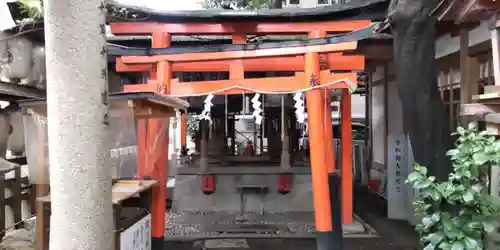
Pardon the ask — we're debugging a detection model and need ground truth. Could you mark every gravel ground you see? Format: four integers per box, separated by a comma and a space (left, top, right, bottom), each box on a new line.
165, 237, 416, 250
163, 186, 419, 250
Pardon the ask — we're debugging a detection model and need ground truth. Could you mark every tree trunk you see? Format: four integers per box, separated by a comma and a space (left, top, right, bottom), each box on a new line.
389, 0, 454, 180
44, 1, 114, 249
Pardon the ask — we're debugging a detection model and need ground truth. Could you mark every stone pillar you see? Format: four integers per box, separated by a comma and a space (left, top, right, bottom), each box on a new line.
44, 1, 114, 249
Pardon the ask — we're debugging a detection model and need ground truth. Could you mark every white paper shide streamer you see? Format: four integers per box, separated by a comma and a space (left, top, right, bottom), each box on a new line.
251, 93, 263, 125
194, 78, 356, 122
294, 92, 305, 124
201, 93, 214, 121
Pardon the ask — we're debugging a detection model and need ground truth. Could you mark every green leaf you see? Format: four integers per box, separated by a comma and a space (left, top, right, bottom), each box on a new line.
472, 152, 489, 166
19, 0, 44, 21
442, 215, 461, 238
463, 237, 478, 249
483, 222, 496, 233
466, 221, 482, 230
439, 241, 452, 249
463, 170, 472, 178
463, 191, 474, 203
407, 172, 422, 183
423, 243, 436, 250
437, 182, 456, 198
415, 179, 434, 189
451, 242, 464, 250
457, 127, 466, 135
447, 149, 460, 156
442, 214, 453, 229
422, 216, 434, 228
468, 122, 477, 130
427, 232, 445, 245
430, 189, 442, 201
420, 165, 428, 175
471, 184, 482, 193
431, 212, 440, 223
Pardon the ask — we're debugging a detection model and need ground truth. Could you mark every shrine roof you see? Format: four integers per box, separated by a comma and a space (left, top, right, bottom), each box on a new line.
107, 23, 387, 57
431, 0, 500, 23
107, 0, 389, 23
19, 91, 190, 111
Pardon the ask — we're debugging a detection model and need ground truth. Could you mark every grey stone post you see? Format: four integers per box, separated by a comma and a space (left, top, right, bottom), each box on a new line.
44, 1, 114, 249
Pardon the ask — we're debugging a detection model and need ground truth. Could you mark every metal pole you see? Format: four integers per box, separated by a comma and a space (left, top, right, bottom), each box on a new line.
225, 95, 228, 138
260, 95, 265, 155
225, 95, 229, 155
200, 120, 209, 173
491, 26, 500, 87
280, 95, 290, 170
281, 95, 285, 141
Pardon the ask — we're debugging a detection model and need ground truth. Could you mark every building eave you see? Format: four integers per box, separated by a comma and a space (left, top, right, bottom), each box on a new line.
432, 0, 500, 24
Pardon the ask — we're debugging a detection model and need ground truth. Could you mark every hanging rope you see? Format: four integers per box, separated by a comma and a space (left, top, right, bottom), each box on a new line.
167, 78, 357, 98
193, 78, 357, 128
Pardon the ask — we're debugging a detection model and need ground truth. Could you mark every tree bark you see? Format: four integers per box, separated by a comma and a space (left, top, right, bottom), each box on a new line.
44, 0, 114, 249
389, 0, 454, 180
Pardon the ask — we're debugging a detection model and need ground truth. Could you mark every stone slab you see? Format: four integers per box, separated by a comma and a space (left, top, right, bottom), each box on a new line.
164, 211, 376, 240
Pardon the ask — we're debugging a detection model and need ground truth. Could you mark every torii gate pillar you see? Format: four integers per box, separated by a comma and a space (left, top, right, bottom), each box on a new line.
305, 50, 341, 249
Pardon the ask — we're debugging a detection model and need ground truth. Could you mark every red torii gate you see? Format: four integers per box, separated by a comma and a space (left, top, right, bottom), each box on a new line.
110, 19, 367, 249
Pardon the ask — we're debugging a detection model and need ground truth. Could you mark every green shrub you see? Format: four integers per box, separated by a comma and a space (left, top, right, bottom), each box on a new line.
407, 123, 500, 250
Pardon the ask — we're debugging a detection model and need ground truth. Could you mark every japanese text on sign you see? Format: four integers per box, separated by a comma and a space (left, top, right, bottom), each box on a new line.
394, 139, 402, 193
120, 214, 151, 250
387, 134, 408, 220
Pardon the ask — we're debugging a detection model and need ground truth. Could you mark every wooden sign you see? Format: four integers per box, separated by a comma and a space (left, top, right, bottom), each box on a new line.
120, 214, 152, 250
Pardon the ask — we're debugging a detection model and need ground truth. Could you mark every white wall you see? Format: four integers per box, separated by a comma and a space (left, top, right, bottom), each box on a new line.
387, 80, 403, 133
283, 0, 320, 8
371, 66, 386, 167
331, 94, 366, 120
116, 0, 203, 11
284, 0, 348, 8
299, 0, 318, 8
352, 95, 366, 119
